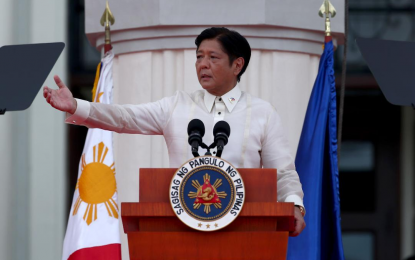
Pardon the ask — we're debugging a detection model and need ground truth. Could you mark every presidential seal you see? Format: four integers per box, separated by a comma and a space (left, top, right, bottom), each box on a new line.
170, 156, 245, 231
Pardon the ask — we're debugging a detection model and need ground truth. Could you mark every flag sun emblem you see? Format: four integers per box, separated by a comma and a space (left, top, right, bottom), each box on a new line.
72, 142, 118, 225
170, 156, 245, 232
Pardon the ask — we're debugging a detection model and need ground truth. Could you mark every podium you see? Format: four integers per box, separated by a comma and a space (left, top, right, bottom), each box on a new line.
122, 168, 295, 260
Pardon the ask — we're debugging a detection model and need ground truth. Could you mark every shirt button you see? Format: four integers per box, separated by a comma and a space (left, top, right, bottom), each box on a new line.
218, 112, 221, 115
219, 98, 222, 101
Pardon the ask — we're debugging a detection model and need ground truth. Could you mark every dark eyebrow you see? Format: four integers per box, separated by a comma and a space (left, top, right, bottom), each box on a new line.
196, 50, 221, 55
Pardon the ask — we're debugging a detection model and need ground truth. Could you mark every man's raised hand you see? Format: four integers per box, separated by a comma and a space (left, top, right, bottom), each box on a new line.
43, 75, 77, 114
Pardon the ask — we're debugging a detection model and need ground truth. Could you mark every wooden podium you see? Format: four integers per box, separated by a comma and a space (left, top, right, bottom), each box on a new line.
122, 168, 295, 260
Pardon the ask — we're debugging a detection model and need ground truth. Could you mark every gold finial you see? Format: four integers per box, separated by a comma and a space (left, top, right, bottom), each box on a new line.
318, 0, 336, 36
100, 1, 115, 45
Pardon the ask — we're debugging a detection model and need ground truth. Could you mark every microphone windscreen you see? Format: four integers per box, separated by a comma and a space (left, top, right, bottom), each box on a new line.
213, 121, 231, 137
187, 119, 205, 136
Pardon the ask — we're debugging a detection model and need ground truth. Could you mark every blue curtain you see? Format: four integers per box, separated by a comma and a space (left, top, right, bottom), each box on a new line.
287, 40, 345, 260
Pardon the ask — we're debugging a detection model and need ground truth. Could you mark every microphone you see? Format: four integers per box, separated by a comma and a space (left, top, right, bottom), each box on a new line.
187, 119, 205, 157
213, 121, 231, 158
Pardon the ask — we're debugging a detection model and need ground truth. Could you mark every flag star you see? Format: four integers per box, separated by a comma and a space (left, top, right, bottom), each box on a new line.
206, 224, 210, 229
215, 223, 218, 228
198, 223, 202, 227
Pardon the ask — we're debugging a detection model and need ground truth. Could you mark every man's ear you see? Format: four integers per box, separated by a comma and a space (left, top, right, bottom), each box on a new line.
233, 57, 245, 76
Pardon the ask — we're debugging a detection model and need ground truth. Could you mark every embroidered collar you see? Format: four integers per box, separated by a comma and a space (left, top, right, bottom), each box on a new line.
203, 85, 242, 113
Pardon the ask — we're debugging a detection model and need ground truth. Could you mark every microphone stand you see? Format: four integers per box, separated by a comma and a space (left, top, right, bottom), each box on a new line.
200, 143, 212, 156
193, 142, 219, 157
201, 142, 223, 157
192, 142, 212, 157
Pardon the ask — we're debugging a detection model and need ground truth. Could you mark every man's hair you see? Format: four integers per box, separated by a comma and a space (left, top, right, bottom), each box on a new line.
195, 27, 251, 82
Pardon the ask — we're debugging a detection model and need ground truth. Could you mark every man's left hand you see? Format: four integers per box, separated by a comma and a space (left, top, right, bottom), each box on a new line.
289, 207, 306, 237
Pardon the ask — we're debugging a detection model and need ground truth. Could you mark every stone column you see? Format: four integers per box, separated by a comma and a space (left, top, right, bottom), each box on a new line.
85, 1, 345, 258
0, 0, 67, 260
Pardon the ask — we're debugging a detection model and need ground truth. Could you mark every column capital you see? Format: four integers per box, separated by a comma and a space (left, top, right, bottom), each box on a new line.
86, 0, 344, 55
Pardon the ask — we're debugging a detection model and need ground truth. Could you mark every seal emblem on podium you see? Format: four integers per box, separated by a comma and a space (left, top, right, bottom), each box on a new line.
170, 156, 245, 231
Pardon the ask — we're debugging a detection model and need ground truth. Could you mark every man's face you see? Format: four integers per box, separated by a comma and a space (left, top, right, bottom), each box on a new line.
196, 39, 238, 96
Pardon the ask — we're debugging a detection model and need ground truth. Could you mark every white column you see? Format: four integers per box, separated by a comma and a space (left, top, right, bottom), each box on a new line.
0, 115, 13, 260
86, 1, 345, 259
28, 1, 67, 259
0, 3, 18, 260
0, 0, 67, 260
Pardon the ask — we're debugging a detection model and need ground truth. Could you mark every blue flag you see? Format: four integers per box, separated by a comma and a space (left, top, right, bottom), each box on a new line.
287, 39, 345, 260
